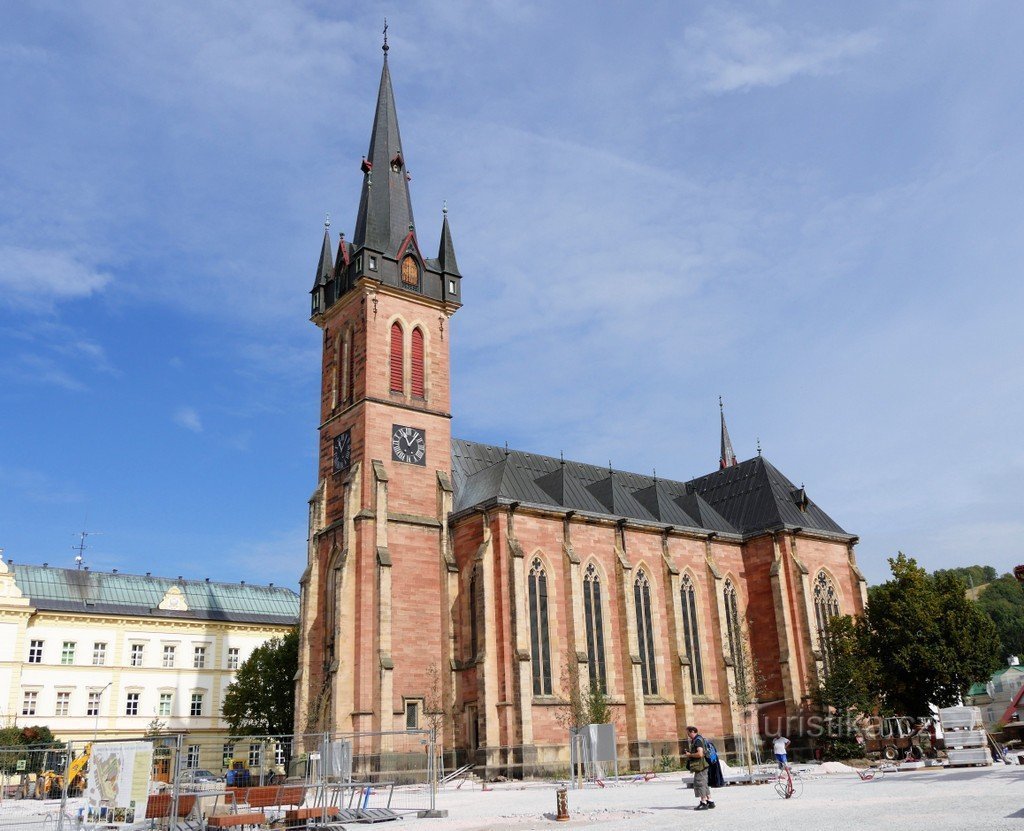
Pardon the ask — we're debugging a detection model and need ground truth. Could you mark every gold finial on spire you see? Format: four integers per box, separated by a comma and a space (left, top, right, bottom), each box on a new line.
382, 18, 389, 55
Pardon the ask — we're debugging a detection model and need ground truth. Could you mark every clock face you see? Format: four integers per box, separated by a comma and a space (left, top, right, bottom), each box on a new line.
391, 424, 426, 466
333, 430, 352, 472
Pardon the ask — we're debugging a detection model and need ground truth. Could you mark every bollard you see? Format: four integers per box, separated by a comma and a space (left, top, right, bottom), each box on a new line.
555, 786, 570, 822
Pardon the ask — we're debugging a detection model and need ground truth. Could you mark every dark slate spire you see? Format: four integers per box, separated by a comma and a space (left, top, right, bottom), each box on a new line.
352, 49, 416, 258
719, 396, 737, 470
437, 204, 461, 276
313, 222, 334, 290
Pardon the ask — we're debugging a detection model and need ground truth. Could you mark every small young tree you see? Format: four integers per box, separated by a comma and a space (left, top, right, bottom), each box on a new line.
222, 628, 299, 736
730, 627, 766, 777
815, 615, 876, 758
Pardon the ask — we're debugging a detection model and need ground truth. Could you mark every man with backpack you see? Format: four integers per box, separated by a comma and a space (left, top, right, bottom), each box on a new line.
684, 725, 717, 810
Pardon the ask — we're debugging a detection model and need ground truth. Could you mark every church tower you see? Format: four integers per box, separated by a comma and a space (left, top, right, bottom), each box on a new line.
295, 38, 463, 741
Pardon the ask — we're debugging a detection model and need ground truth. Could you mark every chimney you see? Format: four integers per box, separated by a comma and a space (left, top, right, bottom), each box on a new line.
1009, 656, 1020, 667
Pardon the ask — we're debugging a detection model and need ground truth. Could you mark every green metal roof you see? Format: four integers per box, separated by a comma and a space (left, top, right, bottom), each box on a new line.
967, 682, 988, 697
10, 563, 298, 625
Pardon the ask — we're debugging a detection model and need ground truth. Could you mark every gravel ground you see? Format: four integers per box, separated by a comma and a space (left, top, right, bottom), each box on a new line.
2, 766, 1020, 830
403, 765, 1024, 831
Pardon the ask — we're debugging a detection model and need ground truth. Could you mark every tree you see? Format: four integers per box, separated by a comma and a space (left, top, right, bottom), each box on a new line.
933, 565, 997, 589
815, 615, 877, 758
862, 554, 1001, 715
556, 654, 612, 730
222, 628, 299, 736
975, 574, 1024, 660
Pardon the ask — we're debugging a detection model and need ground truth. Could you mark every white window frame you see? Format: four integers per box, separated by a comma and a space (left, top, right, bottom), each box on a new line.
55, 691, 71, 717
186, 745, 200, 769
125, 692, 140, 716
92, 642, 107, 665
193, 646, 207, 669
61, 641, 76, 665
163, 645, 176, 668
190, 693, 204, 717
86, 691, 102, 717
22, 690, 38, 716
158, 692, 173, 717
227, 647, 240, 670
28, 640, 43, 663
129, 643, 145, 667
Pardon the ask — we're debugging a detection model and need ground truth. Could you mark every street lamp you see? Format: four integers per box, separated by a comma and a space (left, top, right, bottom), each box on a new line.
93, 681, 113, 743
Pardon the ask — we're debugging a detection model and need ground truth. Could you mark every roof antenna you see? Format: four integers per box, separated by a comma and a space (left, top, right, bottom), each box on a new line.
382, 18, 389, 56
559, 450, 565, 467
653, 467, 657, 483
72, 530, 100, 570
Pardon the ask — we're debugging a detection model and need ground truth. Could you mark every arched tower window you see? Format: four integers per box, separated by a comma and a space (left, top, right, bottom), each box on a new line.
389, 321, 404, 394
724, 578, 746, 692
411, 327, 425, 398
582, 564, 607, 692
814, 571, 841, 674
401, 255, 419, 287
528, 558, 552, 696
468, 567, 479, 660
634, 569, 658, 695
347, 326, 356, 404
680, 575, 705, 696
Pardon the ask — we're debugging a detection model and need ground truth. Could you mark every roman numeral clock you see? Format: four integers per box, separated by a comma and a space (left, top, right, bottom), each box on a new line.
392, 424, 426, 466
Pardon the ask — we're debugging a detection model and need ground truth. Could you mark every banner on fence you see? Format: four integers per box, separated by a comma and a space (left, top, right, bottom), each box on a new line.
84, 741, 153, 826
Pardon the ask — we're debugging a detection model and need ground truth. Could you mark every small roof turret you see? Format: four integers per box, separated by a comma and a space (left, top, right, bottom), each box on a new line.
437, 205, 461, 277
312, 223, 335, 292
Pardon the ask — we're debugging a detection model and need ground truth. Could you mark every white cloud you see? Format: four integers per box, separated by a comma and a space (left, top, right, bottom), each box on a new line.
0, 245, 111, 306
174, 407, 203, 433
676, 9, 879, 94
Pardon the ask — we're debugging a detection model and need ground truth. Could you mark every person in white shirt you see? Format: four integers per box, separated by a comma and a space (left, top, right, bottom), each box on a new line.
773, 735, 791, 769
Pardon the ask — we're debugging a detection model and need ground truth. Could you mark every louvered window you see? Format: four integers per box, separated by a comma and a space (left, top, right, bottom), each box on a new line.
347, 328, 356, 403
583, 564, 607, 691
401, 255, 419, 286
680, 575, 705, 695
634, 569, 658, 695
528, 558, 552, 695
411, 328, 425, 398
389, 322, 404, 393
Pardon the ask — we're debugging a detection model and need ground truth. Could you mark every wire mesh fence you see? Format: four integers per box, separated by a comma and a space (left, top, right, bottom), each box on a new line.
0, 729, 440, 829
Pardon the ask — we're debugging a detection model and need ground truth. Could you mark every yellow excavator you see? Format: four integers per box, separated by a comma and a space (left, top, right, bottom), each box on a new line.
34, 744, 91, 799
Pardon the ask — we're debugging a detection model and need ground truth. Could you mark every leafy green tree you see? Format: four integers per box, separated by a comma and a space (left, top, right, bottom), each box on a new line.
815, 615, 876, 758
976, 575, 1024, 660
863, 554, 1001, 715
222, 628, 298, 736
933, 565, 997, 589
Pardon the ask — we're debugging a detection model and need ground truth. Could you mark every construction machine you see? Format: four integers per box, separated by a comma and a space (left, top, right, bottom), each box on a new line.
34, 743, 90, 799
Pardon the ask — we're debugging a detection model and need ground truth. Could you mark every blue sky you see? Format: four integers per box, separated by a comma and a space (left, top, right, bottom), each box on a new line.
2, 1, 1022, 588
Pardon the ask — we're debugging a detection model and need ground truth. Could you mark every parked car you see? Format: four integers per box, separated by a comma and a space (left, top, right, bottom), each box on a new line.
177, 768, 223, 789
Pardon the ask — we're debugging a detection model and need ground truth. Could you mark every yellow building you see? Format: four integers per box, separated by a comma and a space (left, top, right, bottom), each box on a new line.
0, 554, 297, 755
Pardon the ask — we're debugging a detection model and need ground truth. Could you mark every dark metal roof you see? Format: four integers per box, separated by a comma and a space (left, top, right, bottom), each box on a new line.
312, 226, 334, 291
437, 213, 461, 276
352, 55, 415, 259
10, 564, 299, 625
451, 439, 850, 540
688, 455, 849, 537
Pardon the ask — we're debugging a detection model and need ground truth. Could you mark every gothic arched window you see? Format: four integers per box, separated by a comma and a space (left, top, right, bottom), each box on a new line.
634, 569, 658, 695
411, 327, 425, 398
583, 564, 607, 691
468, 567, 479, 660
814, 571, 841, 674
680, 575, 705, 696
528, 558, 552, 695
724, 579, 746, 691
389, 321, 404, 393
347, 326, 356, 404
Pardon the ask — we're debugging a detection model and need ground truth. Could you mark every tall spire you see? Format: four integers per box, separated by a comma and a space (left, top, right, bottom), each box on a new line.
719, 396, 738, 469
437, 204, 461, 276
352, 42, 416, 258
312, 219, 334, 290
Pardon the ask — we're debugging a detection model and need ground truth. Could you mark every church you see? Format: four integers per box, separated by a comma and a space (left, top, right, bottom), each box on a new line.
293, 42, 869, 775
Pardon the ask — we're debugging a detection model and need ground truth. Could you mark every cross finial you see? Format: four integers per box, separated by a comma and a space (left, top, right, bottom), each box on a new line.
324, 213, 330, 230
757, 437, 762, 455
442, 200, 448, 216
559, 450, 564, 466
382, 18, 389, 55
504, 441, 509, 457
719, 394, 723, 411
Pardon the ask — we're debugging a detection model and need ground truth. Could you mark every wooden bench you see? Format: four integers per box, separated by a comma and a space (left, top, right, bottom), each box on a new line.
145, 793, 197, 819
284, 806, 341, 828
229, 785, 305, 809
206, 812, 266, 828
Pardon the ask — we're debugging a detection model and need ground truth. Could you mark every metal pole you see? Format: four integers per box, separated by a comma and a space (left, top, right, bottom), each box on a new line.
429, 728, 436, 814
93, 681, 113, 743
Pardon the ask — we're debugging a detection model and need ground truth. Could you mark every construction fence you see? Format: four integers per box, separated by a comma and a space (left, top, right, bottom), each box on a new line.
0, 729, 441, 830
